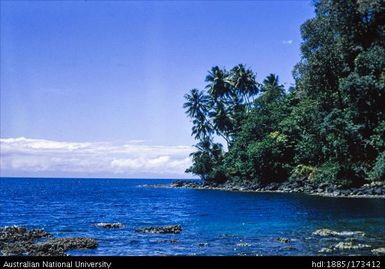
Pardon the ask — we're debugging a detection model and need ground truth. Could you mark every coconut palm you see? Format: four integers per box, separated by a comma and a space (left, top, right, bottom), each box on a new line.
205, 66, 231, 100
230, 64, 259, 107
191, 117, 213, 140
183, 88, 210, 120
183, 89, 213, 140
259, 74, 285, 105
209, 101, 232, 144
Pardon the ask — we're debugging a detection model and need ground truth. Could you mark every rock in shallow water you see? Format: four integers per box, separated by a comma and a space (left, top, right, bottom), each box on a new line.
275, 237, 291, 243
0, 226, 97, 256
371, 247, 385, 255
0, 226, 51, 243
312, 228, 365, 237
319, 247, 333, 253
95, 223, 124, 229
313, 229, 339, 236
43, 237, 97, 250
152, 239, 178, 244
236, 242, 252, 247
135, 225, 182, 234
334, 242, 371, 250
318, 242, 372, 254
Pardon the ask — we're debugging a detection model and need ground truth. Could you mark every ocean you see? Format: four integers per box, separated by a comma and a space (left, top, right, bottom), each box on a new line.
0, 177, 384, 256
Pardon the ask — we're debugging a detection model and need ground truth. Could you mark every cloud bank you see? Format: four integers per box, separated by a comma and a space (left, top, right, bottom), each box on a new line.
0, 137, 193, 178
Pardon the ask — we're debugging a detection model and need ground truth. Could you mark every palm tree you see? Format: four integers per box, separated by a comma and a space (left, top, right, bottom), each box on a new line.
262, 73, 281, 89
259, 74, 285, 105
183, 88, 210, 119
191, 117, 213, 140
209, 101, 232, 144
183, 89, 213, 140
205, 66, 231, 100
229, 64, 258, 108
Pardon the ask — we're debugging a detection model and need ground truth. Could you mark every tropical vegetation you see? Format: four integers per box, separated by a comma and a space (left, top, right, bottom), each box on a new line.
183, 0, 385, 187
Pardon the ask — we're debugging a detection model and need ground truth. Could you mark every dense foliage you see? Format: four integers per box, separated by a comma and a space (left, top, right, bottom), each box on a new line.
184, 0, 385, 187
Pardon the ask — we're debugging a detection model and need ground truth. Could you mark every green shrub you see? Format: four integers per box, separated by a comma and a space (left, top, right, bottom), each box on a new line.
369, 152, 385, 182
313, 161, 339, 184
246, 132, 292, 184
289, 164, 317, 182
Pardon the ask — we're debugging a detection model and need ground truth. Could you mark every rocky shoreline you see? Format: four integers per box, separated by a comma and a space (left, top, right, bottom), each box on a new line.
151, 180, 385, 198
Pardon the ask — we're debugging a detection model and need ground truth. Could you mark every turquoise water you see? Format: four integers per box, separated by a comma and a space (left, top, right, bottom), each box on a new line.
0, 177, 384, 256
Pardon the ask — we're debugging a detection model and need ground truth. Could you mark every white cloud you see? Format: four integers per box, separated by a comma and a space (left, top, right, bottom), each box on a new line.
0, 137, 193, 178
282, 40, 293, 45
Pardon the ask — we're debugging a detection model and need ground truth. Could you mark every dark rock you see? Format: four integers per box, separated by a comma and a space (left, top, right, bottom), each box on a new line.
265, 183, 279, 191
0, 226, 51, 243
171, 180, 200, 188
0, 226, 97, 256
167, 178, 385, 198
340, 190, 350, 196
275, 237, 290, 243
171, 181, 184, 187
36, 237, 97, 252
135, 225, 182, 234
326, 187, 335, 193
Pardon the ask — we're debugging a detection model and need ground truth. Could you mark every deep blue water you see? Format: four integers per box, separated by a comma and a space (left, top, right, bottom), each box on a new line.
0, 178, 384, 256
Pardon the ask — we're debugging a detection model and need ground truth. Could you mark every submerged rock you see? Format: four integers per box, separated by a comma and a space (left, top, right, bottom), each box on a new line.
43, 237, 97, 250
95, 222, 124, 229
135, 225, 182, 234
275, 237, 291, 243
152, 239, 178, 244
312, 229, 365, 237
312, 229, 339, 236
319, 247, 333, 253
338, 231, 365, 236
371, 247, 385, 255
28, 237, 98, 256
236, 242, 252, 247
0, 226, 97, 256
334, 242, 371, 250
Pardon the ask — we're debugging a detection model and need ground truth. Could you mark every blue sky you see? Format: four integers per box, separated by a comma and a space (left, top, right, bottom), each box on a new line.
0, 1, 314, 178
